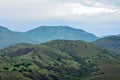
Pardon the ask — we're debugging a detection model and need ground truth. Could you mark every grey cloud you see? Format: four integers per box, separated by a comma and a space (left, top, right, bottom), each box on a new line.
0, 0, 120, 36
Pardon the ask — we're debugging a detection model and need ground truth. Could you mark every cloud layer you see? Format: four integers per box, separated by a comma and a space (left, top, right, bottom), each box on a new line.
0, 0, 120, 36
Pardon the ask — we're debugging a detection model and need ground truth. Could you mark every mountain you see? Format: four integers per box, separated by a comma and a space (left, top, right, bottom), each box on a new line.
0, 40, 120, 80
26, 26, 98, 42
0, 26, 11, 33
92, 36, 120, 56
0, 26, 36, 49
0, 26, 98, 48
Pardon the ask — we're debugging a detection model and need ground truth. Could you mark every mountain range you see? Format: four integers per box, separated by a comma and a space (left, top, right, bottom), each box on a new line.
0, 26, 98, 48
0, 25, 120, 80
0, 40, 120, 80
93, 36, 120, 57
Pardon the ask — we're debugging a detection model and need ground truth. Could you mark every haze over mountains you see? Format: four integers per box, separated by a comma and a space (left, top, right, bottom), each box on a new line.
0, 26, 98, 48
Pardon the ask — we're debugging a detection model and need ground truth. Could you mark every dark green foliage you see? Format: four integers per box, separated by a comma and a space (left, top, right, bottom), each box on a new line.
3, 67, 9, 70
56, 57, 61, 62
13, 62, 32, 69
12, 68, 17, 71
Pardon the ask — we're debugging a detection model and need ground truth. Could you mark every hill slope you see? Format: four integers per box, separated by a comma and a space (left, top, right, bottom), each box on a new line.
0, 26, 36, 48
93, 36, 120, 56
0, 40, 120, 80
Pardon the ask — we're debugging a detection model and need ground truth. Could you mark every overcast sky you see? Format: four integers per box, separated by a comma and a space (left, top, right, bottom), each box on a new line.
0, 0, 120, 37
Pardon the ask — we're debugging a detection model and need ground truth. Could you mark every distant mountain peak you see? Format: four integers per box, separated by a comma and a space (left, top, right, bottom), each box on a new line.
26, 25, 98, 42
0, 26, 11, 32
32, 26, 84, 31
93, 36, 120, 55
102, 36, 120, 40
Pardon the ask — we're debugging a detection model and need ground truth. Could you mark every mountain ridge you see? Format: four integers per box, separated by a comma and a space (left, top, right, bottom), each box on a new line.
92, 36, 120, 56
0, 25, 98, 48
26, 26, 98, 42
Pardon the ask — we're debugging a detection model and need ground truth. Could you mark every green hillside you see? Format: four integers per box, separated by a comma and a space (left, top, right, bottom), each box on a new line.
93, 36, 120, 57
0, 40, 120, 80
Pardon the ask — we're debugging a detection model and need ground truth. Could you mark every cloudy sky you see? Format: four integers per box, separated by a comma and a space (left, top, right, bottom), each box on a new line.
0, 0, 120, 37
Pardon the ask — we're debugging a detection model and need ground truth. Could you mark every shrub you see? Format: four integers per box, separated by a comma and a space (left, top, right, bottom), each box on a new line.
3, 67, 9, 70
